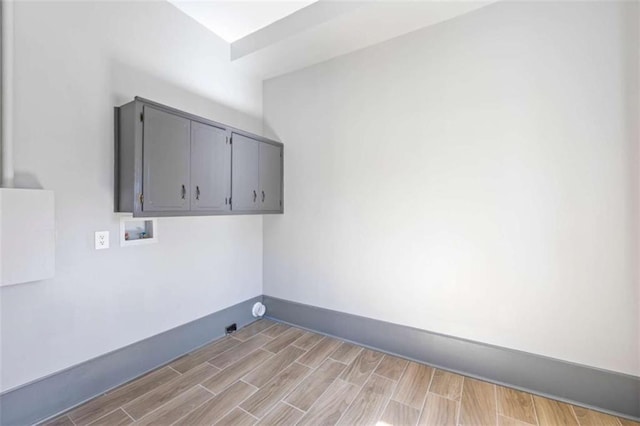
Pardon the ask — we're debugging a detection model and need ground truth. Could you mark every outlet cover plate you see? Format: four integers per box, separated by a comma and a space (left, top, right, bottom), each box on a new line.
95, 231, 109, 250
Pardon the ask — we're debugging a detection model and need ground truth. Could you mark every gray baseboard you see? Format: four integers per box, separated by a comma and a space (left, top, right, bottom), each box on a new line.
0, 296, 262, 426
262, 295, 640, 422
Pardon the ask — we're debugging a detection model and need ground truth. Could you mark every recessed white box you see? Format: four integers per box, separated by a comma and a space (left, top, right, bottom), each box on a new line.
0, 188, 55, 287
120, 217, 158, 247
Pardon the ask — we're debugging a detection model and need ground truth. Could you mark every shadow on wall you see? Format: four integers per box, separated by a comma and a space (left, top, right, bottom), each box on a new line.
108, 59, 263, 134
13, 172, 43, 189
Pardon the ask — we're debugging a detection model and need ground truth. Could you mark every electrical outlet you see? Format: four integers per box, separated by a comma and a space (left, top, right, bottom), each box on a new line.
95, 231, 109, 250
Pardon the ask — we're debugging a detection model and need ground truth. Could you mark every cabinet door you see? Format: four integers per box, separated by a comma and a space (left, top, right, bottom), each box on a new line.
231, 133, 259, 211
259, 142, 282, 211
142, 106, 190, 211
190, 122, 230, 211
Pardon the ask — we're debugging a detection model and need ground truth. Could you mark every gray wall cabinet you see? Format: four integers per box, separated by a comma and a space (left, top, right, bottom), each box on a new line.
231, 133, 284, 213
115, 97, 283, 217
143, 106, 191, 212
259, 141, 283, 212
190, 121, 230, 212
231, 134, 260, 211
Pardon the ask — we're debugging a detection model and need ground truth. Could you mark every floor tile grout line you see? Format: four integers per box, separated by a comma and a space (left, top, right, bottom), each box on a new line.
206, 348, 276, 394
416, 364, 438, 425
121, 406, 135, 422
65, 366, 181, 425
529, 392, 541, 426
130, 383, 215, 425
376, 365, 405, 425
570, 403, 582, 426
122, 409, 136, 423
336, 353, 386, 425
167, 366, 182, 375
120, 364, 220, 421
208, 334, 271, 369
500, 413, 538, 425
166, 387, 230, 426
388, 357, 411, 405
84, 407, 125, 426
267, 350, 323, 416
457, 376, 465, 426
282, 400, 306, 414
238, 406, 260, 420
197, 383, 216, 395
494, 382, 499, 426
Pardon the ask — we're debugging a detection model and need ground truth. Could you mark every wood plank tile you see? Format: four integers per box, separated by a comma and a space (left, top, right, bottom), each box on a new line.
134, 385, 214, 426
257, 402, 304, 425
202, 349, 274, 394
233, 319, 276, 341
297, 336, 342, 368
174, 381, 257, 426
338, 374, 395, 425
330, 342, 362, 364
209, 334, 272, 369
572, 406, 621, 426
261, 323, 291, 338
123, 363, 219, 419
262, 328, 305, 353
379, 400, 420, 426
459, 378, 496, 426
429, 370, 464, 401
242, 345, 305, 388
498, 415, 535, 426
215, 408, 257, 426
619, 418, 640, 426
170, 336, 240, 373
375, 355, 408, 381
42, 415, 74, 426
88, 409, 132, 426
297, 379, 360, 426
292, 331, 325, 351
68, 367, 180, 426
497, 385, 537, 424
240, 362, 311, 418
339, 348, 384, 386
285, 359, 346, 411
392, 361, 434, 409
418, 393, 458, 426
533, 396, 578, 426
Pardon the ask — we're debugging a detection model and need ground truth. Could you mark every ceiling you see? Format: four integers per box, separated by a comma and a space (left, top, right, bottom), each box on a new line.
170, 0, 497, 79
169, 0, 317, 42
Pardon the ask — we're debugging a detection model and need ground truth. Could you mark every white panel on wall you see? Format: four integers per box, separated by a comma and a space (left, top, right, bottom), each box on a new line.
0, 189, 55, 286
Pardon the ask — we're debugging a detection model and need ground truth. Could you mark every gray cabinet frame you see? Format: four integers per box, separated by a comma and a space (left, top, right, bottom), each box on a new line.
115, 97, 284, 217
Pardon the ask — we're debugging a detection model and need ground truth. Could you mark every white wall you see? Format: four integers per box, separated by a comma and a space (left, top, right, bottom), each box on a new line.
264, 1, 639, 376
0, 1, 264, 392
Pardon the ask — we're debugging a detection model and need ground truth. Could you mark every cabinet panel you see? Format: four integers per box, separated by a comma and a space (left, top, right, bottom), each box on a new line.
191, 122, 230, 211
259, 143, 282, 211
116, 97, 283, 217
142, 106, 190, 211
231, 133, 260, 211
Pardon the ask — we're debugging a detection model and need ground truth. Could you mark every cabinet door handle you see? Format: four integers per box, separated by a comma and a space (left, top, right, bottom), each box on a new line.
181, 184, 186, 200
262, 190, 265, 203
253, 190, 257, 202
196, 186, 200, 200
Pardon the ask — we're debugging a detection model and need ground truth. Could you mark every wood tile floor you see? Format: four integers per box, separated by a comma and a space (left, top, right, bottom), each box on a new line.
44, 320, 638, 426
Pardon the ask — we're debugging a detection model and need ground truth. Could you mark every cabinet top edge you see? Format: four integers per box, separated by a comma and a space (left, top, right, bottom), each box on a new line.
127, 96, 283, 148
